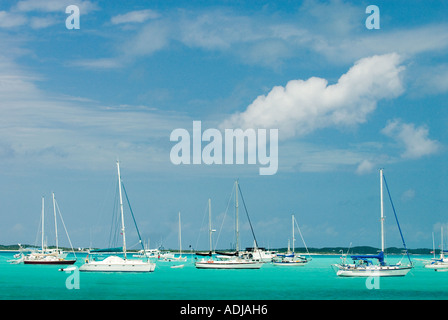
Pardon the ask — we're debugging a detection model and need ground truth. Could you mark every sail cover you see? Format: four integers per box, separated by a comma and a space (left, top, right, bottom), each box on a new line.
351, 251, 385, 264
90, 247, 123, 253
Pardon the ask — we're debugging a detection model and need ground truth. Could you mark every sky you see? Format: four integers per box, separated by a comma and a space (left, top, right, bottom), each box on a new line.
1, 0, 448, 252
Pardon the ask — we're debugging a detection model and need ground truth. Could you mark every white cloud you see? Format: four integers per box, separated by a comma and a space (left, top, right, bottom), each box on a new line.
0, 11, 27, 28
121, 21, 170, 57
381, 119, 441, 159
111, 9, 159, 25
314, 24, 448, 65
15, 0, 98, 13
222, 53, 405, 139
30, 16, 57, 29
71, 57, 123, 69
356, 160, 375, 175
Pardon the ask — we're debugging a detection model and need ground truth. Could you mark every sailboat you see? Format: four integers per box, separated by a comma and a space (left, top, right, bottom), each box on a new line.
22, 194, 76, 265
424, 227, 448, 271
161, 212, 187, 265
194, 198, 215, 262
175, 211, 187, 262
79, 161, 156, 272
170, 224, 187, 267
195, 181, 263, 269
240, 245, 277, 263
273, 214, 311, 266
332, 169, 413, 277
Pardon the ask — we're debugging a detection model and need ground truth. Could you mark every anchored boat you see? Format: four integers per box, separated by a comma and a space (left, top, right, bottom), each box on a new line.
195, 181, 263, 269
79, 161, 155, 273
332, 169, 413, 277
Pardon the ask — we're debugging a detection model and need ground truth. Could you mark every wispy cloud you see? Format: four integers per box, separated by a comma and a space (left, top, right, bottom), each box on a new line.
14, 0, 98, 13
381, 119, 441, 159
71, 57, 124, 69
0, 0, 99, 30
70, 1, 448, 73
0, 10, 27, 28
111, 9, 159, 25
356, 160, 375, 175
0, 55, 188, 172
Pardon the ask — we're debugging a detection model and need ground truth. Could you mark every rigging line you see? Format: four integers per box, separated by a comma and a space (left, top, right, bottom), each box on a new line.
121, 182, 146, 253
194, 199, 210, 252
215, 183, 234, 252
237, 183, 258, 248
382, 173, 413, 266
34, 206, 43, 249
108, 179, 119, 248
96, 173, 117, 248
55, 200, 76, 258
294, 216, 311, 259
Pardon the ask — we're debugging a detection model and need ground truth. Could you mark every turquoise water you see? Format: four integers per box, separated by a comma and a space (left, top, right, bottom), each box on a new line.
1, 252, 447, 300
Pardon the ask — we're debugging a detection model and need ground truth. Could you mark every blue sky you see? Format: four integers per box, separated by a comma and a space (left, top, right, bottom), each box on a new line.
1, 0, 448, 251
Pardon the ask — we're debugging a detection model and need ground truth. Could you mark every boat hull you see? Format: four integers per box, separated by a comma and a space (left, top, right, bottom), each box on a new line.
195, 260, 263, 269
79, 256, 156, 272
272, 261, 308, 267
425, 263, 448, 271
334, 265, 412, 277
24, 259, 76, 265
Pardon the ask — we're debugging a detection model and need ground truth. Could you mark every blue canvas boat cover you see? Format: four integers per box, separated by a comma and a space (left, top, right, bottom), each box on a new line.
351, 251, 385, 264
90, 247, 123, 253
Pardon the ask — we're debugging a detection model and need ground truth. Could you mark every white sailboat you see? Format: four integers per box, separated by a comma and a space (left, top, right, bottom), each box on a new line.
21, 194, 76, 265
194, 198, 215, 262
273, 214, 311, 266
195, 181, 263, 269
160, 212, 187, 264
79, 161, 155, 273
424, 227, 448, 271
240, 245, 277, 263
332, 169, 413, 277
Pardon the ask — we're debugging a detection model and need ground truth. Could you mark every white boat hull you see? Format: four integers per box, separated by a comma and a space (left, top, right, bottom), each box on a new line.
425, 263, 448, 271
273, 261, 309, 267
79, 256, 156, 272
334, 265, 412, 277
195, 259, 263, 269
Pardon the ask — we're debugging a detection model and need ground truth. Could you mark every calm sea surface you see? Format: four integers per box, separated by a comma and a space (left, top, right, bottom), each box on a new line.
1, 252, 447, 300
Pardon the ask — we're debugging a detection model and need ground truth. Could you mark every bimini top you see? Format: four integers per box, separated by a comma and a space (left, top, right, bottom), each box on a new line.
90, 247, 123, 253
351, 251, 385, 265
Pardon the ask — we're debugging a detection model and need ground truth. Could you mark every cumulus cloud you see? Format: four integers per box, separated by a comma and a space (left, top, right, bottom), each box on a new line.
222, 53, 405, 139
381, 119, 441, 159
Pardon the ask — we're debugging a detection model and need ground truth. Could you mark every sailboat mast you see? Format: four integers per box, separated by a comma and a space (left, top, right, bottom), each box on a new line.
179, 211, 182, 256
380, 169, 385, 253
41, 196, 45, 251
292, 214, 295, 254
117, 160, 127, 259
235, 180, 239, 253
432, 232, 436, 259
208, 198, 212, 253
52, 192, 58, 250
442, 227, 444, 259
